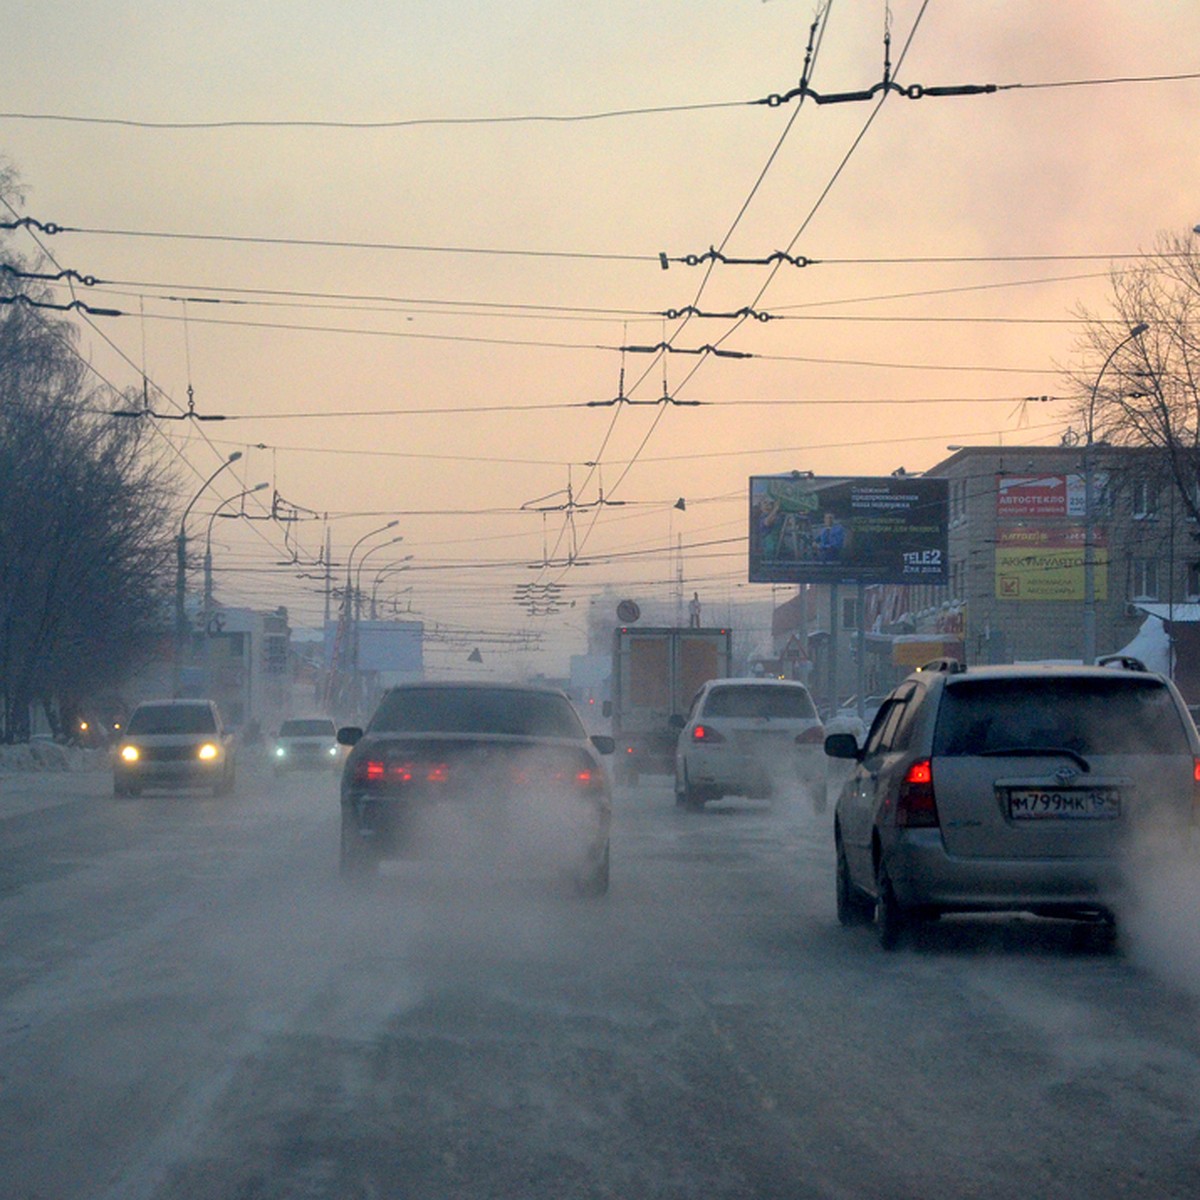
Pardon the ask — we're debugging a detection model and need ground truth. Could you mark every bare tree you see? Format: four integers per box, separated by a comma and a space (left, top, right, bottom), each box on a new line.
1, 201, 176, 741
1068, 231, 1200, 523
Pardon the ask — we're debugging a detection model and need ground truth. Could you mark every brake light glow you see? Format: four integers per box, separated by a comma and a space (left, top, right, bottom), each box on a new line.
355, 759, 449, 784
691, 724, 725, 744
896, 758, 939, 828
1192, 759, 1200, 823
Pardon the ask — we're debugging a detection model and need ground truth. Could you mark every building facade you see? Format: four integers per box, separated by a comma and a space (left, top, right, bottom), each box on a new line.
769, 445, 1199, 704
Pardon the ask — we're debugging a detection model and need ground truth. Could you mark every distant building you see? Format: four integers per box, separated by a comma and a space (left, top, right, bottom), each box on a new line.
769, 444, 1200, 704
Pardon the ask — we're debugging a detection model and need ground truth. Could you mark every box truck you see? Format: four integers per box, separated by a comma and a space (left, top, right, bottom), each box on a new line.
608, 625, 733, 784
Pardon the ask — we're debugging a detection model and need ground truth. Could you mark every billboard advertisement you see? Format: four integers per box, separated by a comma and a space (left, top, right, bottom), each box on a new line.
749, 475, 949, 585
994, 474, 1108, 602
994, 527, 1108, 602
995, 472, 1107, 520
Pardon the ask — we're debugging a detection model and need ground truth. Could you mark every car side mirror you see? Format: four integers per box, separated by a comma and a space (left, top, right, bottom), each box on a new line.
824, 732, 862, 761
667, 713, 686, 732
337, 726, 364, 747
591, 735, 616, 755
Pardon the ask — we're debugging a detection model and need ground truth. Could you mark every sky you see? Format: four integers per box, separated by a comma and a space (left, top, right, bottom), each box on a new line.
2, 1, 1198, 676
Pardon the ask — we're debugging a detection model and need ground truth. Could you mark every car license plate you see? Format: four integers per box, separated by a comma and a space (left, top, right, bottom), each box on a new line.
1007, 788, 1120, 820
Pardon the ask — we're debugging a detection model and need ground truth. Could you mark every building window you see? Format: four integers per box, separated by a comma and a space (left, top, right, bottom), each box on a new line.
1187, 562, 1200, 601
1132, 478, 1160, 520
1131, 557, 1160, 601
841, 597, 858, 630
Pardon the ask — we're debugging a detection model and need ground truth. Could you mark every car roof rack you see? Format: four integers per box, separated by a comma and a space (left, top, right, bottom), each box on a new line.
916, 657, 966, 674
1096, 654, 1148, 672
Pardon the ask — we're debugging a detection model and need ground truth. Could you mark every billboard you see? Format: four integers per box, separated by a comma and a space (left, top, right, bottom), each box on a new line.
994, 527, 1108, 601
994, 474, 1108, 602
749, 475, 949, 585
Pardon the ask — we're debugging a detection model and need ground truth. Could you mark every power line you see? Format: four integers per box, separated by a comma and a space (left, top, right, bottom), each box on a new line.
0, 71, 1192, 132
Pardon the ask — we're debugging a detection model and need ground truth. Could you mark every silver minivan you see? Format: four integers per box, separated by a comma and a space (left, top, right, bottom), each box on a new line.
825, 660, 1200, 948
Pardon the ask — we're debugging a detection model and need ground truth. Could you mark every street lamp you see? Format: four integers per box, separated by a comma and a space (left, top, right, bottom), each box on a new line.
203, 481, 270, 623
175, 451, 242, 694
1082, 322, 1149, 664
351, 537, 404, 709
341, 520, 399, 714
370, 557, 414, 618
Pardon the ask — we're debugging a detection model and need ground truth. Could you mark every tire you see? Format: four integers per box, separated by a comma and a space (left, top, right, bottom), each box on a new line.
576, 840, 610, 897
875, 862, 908, 951
214, 765, 235, 797
339, 810, 377, 880
835, 833, 871, 927
674, 765, 705, 811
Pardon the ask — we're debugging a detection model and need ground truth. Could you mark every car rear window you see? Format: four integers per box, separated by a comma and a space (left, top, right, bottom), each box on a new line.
279, 719, 335, 737
368, 688, 586, 739
702, 685, 817, 720
127, 704, 217, 735
933, 677, 1191, 757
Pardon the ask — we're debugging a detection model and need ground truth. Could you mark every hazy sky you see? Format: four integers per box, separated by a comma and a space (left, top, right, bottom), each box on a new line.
2, 1, 1198, 674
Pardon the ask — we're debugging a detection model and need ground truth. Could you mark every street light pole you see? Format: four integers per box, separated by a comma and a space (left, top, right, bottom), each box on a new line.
370, 557, 414, 618
174, 451, 242, 695
1083, 322, 1148, 664
351, 536, 404, 713
341, 520, 399, 715
203, 481, 270, 624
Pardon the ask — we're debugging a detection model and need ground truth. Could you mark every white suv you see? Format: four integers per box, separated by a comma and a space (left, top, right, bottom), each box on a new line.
674, 678, 826, 810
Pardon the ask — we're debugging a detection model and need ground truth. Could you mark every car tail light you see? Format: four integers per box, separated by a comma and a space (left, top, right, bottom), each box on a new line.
511, 755, 607, 796
355, 760, 386, 783
352, 759, 448, 785
794, 725, 826, 746
1192, 759, 1200, 823
690, 724, 725, 744
896, 759, 939, 828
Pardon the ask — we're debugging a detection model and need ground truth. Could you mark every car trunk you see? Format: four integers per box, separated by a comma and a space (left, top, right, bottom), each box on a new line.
930, 674, 1195, 860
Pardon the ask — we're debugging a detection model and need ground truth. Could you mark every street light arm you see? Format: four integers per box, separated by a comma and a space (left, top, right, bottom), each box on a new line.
180, 451, 243, 535
1087, 322, 1150, 444
204, 481, 270, 554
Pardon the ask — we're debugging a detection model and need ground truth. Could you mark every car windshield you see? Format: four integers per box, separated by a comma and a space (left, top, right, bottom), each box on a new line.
127, 705, 217, 735
279, 719, 335, 737
702, 685, 817, 720
368, 687, 586, 739
933, 676, 1191, 756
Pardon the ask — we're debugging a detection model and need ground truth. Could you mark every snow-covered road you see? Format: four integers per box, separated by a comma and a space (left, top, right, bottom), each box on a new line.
2, 761, 1200, 1199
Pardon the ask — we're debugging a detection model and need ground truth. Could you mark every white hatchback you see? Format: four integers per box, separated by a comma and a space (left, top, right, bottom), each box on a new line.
674, 678, 826, 809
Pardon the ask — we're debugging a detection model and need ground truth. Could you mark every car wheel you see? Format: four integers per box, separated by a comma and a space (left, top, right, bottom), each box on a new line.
576, 840, 610, 897
674, 765, 705, 811
875, 862, 908, 951
339, 810, 378, 880
835, 832, 871, 927
113, 777, 130, 798
214, 766, 235, 797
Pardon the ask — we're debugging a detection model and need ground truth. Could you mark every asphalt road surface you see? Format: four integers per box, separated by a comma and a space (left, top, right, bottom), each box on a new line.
2, 757, 1200, 1199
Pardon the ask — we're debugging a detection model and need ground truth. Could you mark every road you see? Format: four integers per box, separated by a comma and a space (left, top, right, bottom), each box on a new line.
2, 757, 1200, 1199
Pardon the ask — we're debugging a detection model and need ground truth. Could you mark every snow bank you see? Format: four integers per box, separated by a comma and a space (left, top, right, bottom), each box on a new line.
0, 742, 106, 773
